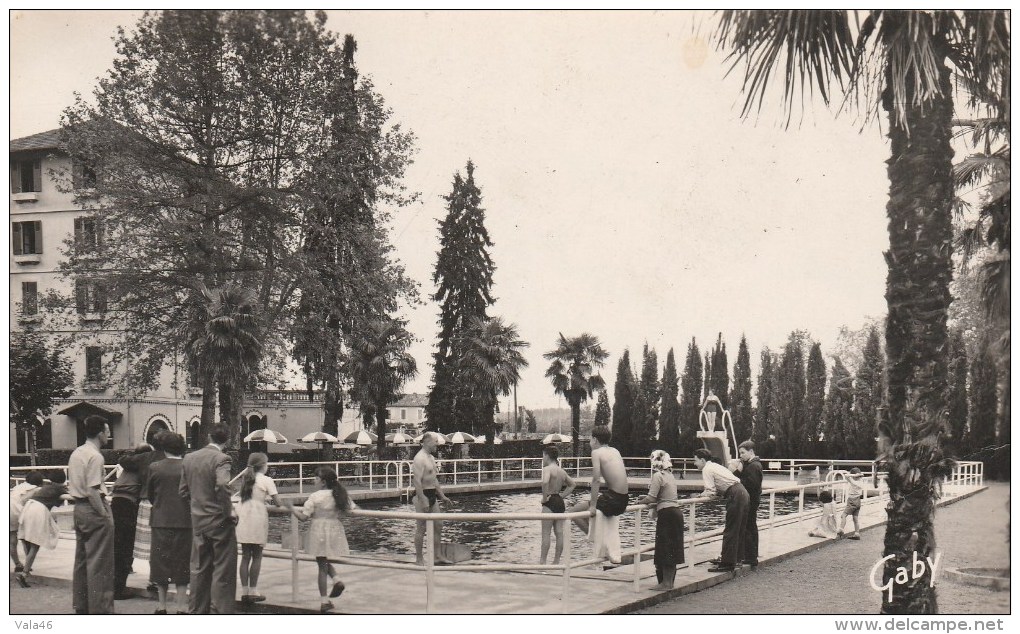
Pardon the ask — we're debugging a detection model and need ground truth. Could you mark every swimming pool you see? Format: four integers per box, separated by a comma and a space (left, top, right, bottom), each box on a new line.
268, 489, 821, 563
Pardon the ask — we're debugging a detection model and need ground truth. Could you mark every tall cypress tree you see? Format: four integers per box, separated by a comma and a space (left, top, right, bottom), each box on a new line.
805, 342, 827, 458
636, 343, 660, 449
678, 338, 703, 457
774, 333, 807, 456
729, 335, 753, 444
946, 329, 969, 456
852, 327, 884, 459
612, 349, 637, 455
967, 335, 997, 455
752, 348, 775, 452
426, 161, 494, 433
658, 348, 681, 456
824, 358, 854, 459
594, 389, 611, 428
711, 333, 730, 409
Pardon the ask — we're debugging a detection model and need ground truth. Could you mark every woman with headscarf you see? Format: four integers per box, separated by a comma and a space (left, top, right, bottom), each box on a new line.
638, 449, 685, 590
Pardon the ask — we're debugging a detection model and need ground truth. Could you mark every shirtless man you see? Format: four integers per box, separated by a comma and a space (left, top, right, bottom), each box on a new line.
413, 432, 452, 565
540, 445, 576, 565
567, 425, 629, 564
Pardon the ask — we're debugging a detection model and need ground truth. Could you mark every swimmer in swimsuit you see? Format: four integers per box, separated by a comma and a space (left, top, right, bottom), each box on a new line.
413, 433, 451, 565
540, 446, 576, 565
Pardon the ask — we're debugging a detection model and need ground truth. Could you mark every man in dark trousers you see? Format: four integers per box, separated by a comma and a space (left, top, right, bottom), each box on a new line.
694, 448, 748, 573
180, 424, 237, 614
114, 430, 169, 597
735, 440, 764, 568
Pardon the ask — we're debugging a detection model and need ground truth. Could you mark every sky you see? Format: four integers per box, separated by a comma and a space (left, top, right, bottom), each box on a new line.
8, 10, 893, 411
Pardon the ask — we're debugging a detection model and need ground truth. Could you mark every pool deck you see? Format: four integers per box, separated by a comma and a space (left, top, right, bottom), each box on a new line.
16, 481, 986, 614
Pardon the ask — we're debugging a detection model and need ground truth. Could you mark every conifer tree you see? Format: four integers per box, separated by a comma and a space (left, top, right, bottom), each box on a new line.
946, 330, 969, 455
805, 342, 827, 457
612, 349, 637, 455
426, 161, 495, 433
729, 335, 753, 444
774, 333, 807, 456
636, 344, 660, 449
852, 327, 884, 459
594, 389, 612, 428
711, 333, 730, 409
752, 348, 775, 451
678, 338, 703, 457
824, 358, 854, 459
659, 348, 681, 456
967, 335, 997, 456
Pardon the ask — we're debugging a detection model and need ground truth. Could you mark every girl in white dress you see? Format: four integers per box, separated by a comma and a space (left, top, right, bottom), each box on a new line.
234, 452, 284, 603
291, 466, 355, 613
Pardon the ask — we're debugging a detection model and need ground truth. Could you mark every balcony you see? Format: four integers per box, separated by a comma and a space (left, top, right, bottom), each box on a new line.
13, 254, 41, 265
79, 312, 103, 323
12, 192, 39, 203
187, 386, 203, 397
82, 381, 106, 393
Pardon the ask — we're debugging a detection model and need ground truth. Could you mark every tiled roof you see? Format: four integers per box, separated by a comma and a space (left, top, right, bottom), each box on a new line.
390, 393, 428, 408
10, 128, 63, 153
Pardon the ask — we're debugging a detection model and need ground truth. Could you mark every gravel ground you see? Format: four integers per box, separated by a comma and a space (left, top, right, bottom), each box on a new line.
638, 482, 1010, 615
8, 484, 1010, 615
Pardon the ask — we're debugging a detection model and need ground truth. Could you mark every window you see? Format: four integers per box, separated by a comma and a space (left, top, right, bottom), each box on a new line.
10, 159, 41, 194
21, 282, 38, 316
401, 409, 407, 420
85, 347, 103, 383
386, 409, 391, 420
74, 217, 103, 252
73, 160, 97, 190
75, 279, 107, 314
12, 221, 43, 255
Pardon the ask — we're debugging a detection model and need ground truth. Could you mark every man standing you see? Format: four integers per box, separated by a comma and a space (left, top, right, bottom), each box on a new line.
566, 425, 629, 564
119, 430, 168, 595
539, 445, 576, 565
694, 447, 749, 573
734, 440, 763, 568
179, 424, 237, 614
69, 414, 114, 614
413, 432, 451, 565
111, 442, 152, 599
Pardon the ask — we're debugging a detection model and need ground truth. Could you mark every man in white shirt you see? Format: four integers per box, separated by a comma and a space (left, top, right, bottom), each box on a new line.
694, 448, 749, 572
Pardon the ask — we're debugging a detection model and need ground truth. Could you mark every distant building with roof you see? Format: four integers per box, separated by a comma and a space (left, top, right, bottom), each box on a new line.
9, 127, 422, 456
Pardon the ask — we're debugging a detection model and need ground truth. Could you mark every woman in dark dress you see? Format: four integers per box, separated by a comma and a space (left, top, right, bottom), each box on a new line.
146, 433, 191, 614
638, 450, 685, 590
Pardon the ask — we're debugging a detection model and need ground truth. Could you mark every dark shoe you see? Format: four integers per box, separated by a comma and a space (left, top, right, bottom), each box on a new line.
15, 572, 30, 588
707, 564, 735, 573
848, 533, 861, 540
14, 564, 24, 573
155, 609, 168, 615
320, 601, 334, 614
707, 557, 724, 565
329, 580, 345, 598
249, 594, 266, 602
742, 560, 758, 568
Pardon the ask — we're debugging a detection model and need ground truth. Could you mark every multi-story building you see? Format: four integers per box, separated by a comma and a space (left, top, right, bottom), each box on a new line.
9, 128, 406, 456
384, 393, 428, 435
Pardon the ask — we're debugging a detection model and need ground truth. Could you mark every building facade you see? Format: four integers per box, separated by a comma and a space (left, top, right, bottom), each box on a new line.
9, 129, 413, 456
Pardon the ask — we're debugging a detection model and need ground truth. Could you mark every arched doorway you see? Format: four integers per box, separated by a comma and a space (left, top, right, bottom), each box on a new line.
188, 420, 202, 450
245, 413, 268, 453
145, 418, 171, 446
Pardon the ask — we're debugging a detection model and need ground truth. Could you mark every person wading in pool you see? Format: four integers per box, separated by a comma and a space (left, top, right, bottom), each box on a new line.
413, 432, 452, 565
567, 425, 629, 564
540, 445, 576, 565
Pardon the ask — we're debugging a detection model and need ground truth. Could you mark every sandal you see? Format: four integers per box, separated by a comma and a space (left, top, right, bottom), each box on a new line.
16, 572, 30, 588
320, 600, 334, 614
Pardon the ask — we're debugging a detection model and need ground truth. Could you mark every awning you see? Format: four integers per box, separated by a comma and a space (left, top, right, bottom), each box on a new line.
57, 401, 124, 422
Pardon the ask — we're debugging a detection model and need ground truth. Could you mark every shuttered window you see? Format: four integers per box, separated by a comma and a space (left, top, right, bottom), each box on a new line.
21, 282, 38, 315
75, 279, 108, 314
74, 217, 103, 252
10, 159, 42, 193
85, 347, 103, 382
11, 221, 43, 255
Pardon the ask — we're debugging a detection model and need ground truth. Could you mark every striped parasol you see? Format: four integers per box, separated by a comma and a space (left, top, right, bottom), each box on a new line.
385, 432, 416, 444
299, 432, 340, 444
445, 431, 477, 444
541, 433, 573, 445
474, 435, 503, 445
342, 430, 378, 445
413, 432, 447, 445
243, 429, 289, 444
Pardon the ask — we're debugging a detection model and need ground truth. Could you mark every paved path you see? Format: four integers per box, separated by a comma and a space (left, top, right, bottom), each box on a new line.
9, 480, 991, 614
637, 482, 1010, 615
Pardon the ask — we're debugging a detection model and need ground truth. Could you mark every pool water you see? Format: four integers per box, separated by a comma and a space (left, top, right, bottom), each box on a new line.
269, 489, 820, 563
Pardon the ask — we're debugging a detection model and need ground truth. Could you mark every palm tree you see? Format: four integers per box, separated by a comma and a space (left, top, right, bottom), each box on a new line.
349, 317, 417, 457
454, 316, 530, 451
186, 284, 263, 447
543, 333, 609, 458
715, 10, 1008, 613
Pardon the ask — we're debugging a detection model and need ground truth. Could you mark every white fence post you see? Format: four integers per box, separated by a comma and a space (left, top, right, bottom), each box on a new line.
632, 507, 643, 593
561, 517, 572, 611
290, 513, 299, 603
766, 491, 776, 557
425, 519, 435, 614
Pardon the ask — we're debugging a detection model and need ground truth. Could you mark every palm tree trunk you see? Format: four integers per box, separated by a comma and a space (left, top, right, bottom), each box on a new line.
570, 398, 581, 458
376, 402, 387, 458
879, 16, 955, 615
199, 373, 217, 444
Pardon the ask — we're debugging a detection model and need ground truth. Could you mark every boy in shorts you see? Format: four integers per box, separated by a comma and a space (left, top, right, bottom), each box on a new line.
540, 446, 576, 565
837, 467, 864, 540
